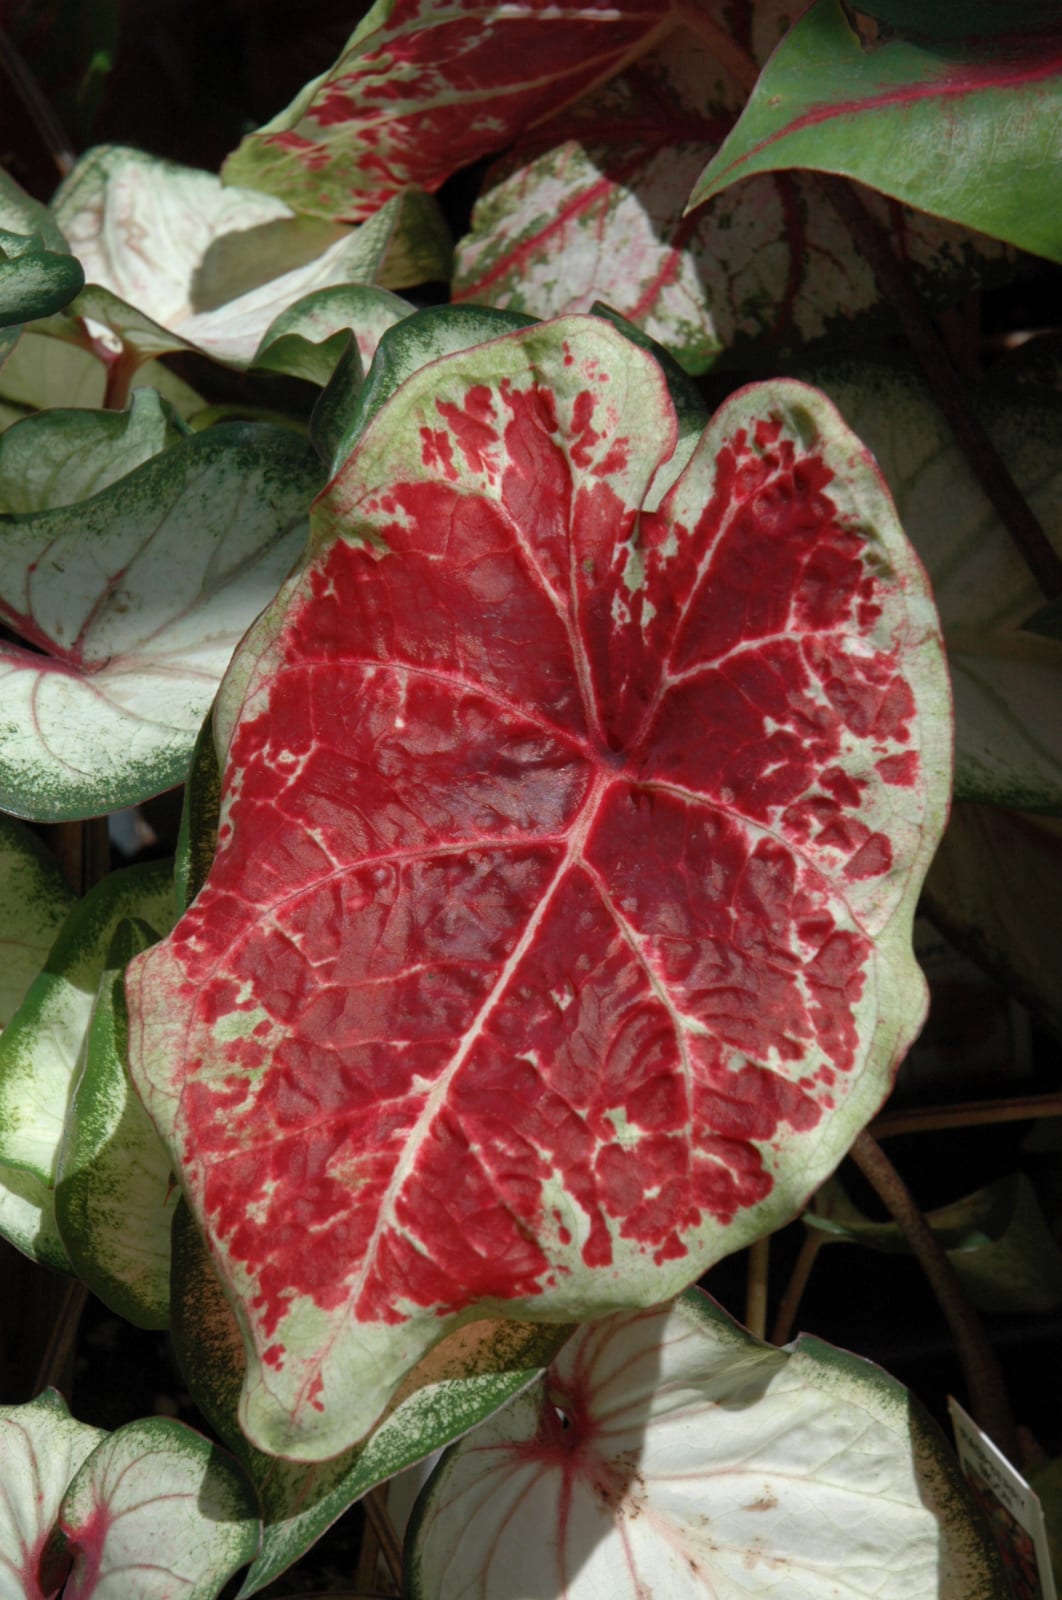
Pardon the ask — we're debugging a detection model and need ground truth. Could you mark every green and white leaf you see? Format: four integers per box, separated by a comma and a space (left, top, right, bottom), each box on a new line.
408, 1291, 1008, 1600
801, 358, 1062, 808
170, 1205, 570, 1597
0, 423, 322, 821
58, 1418, 258, 1600
49, 146, 449, 369
0, 861, 174, 1200
808, 1172, 1062, 1314
0, 1390, 107, 1600
0, 169, 70, 253
252, 283, 411, 385
0, 229, 84, 330
0, 388, 186, 513
55, 918, 177, 1330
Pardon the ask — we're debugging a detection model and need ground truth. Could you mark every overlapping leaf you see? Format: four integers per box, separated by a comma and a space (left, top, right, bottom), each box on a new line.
0, 328, 203, 428
801, 357, 1062, 807
171, 1205, 570, 1596
49, 145, 448, 371
0, 229, 84, 330
0, 860, 173, 1268
128, 315, 950, 1460
453, 23, 1012, 370
688, 0, 1062, 263
0, 422, 322, 820
0, 388, 185, 513
0, 1390, 106, 1600
407, 1291, 1007, 1599
221, 0, 678, 221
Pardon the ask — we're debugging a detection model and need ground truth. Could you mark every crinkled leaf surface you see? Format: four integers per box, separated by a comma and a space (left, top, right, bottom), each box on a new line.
808, 1172, 1062, 1314
0, 861, 174, 1180
688, 0, 1062, 264
803, 357, 1062, 808
57, 1418, 258, 1600
924, 804, 1062, 1036
171, 1205, 570, 1596
221, 0, 677, 221
50, 146, 448, 368
0, 1390, 107, 1600
55, 918, 176, 1330
453, 23, 1012, 371
0, 229, 84, 329
128, 316, 950, 1460
0, 422, 322, 821
407, 1290, 1007, 1600
0, 388, 185, 514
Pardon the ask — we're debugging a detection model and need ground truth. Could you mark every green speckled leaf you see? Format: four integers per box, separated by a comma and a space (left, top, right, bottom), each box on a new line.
0, 388, 186, 513
252, 283, 411, 386
58, 1417, 258, 1600
55, 917, 177, 1330
170, 1204, 570, 1597
0, 423, 322, 821
408, 1291, 1008, 1600
0, 228, 84, 329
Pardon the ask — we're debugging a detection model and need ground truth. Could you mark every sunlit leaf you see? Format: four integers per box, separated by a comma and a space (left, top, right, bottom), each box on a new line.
55, 918, 177, 1329
801, 357, 1062, 807
0, 388, 186, 513
0, 423, 322, 821
170, 1205, 570, 1597
128, 315, 951, 1459
408, 1291, 1008, 1599
0, 1390, 107, 1600
688, 0, 1062, 263
57, 1418, 258, 1600
221, 0, 678, 221
252, 282, 411, 385
808, 1171, 1062, 1314
453, 24, 1012, 370
50, 146, 449, 368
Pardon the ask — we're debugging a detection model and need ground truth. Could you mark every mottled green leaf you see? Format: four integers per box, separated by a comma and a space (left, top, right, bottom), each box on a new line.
0, 228, 84, 329
687, 0, 1062, 263
408, 1291, 1007, 1599
0, 388, 186, 513
0, 424, 322, 821
252, 282, 411, 385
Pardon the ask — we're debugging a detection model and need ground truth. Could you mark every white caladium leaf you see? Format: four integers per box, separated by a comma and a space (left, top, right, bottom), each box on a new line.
0, 818, 76, 1269
407, 1292, 1008, 1600
252, 283, 412, 385
452, 23, 1011, 371
0, 423, 322, 821
171, 1205, 570, 1597
57, 1418, 258, 1600
56, 917, 177, 1329
49, 145, 450, 369
128, 314, 951, 1460
803, 358, 1062, 808
0, 388, 186, 513
0, 1389, 107, 1600
0, 861, 174, 1275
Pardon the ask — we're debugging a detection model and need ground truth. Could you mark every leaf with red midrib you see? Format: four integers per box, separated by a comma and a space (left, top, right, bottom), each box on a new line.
127, 314, 951, 1462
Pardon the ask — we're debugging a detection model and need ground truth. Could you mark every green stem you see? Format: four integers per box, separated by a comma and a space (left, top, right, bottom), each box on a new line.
850, 1131, 1019, 1461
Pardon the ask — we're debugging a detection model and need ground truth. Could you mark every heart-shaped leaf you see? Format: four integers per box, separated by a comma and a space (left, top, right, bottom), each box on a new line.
171, 1204, 570, 1597
0, 1390, 107, 1600
0, 860, 174, 1268
221, 0, 677, 221
57, 1418, 258, 1600
0, 423, 322, 821
688, 0, 1062, 264
50, 146, 449, 369
0, 388, 186, 514
453, 22, 1012, 370
128, 315, 950, 1460
55, 917, 177, 1329
800, 357, 1062, 808
407, 1291, 1008, 1599
0, 229, 84, 330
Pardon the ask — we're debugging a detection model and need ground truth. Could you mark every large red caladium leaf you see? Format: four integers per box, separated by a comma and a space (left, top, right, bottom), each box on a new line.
128, 315, 951, 1460
452, 22, 1011, 370
221, 0, 677, 221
